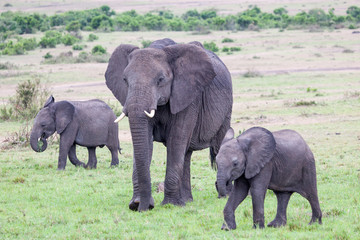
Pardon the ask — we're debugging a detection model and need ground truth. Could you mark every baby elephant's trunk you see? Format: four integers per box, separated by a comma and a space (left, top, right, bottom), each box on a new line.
30, 131, 48, 152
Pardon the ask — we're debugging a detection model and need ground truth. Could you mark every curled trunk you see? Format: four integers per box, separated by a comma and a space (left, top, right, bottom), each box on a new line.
30, 131, 47, 152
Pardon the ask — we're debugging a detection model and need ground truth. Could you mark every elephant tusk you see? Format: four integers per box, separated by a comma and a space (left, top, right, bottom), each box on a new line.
114, 112, 126, 123
144, 109, 155, 118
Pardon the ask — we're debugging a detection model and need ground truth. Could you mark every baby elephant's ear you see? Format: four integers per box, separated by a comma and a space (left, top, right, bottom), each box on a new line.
221, 128, 235, 145
241, 127, 276, 179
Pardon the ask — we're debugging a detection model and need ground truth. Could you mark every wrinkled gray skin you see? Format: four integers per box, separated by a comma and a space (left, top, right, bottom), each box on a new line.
30, 96, 120, 170
216, 127, 322, 230
105, 38, 232, 211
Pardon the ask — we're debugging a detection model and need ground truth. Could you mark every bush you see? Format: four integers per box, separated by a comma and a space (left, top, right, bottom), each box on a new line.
66, 21, 81, 32
141, 40, 152, 48
39, 30, 62, 48
72, 44, 84, 50
43, 52, 52, 59
62, 34, 78, 46
203, 41, 219, 52
222, 38, 234, 43
1, 37, 37, 55
0, 78, 51, 121
87, 33, 99, 42
230, 46, 241, 51
91, 45, 106, 55
0, 62, 17, 70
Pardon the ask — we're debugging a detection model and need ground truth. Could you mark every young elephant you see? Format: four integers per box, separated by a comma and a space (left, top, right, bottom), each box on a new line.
30, 96, 120, 170
216, 127, 322, 230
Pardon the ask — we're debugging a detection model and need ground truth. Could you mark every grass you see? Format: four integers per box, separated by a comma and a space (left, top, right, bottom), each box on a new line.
1, 26, 360, 238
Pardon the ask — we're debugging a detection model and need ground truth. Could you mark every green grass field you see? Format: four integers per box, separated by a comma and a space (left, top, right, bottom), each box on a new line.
1, 2, 360, 238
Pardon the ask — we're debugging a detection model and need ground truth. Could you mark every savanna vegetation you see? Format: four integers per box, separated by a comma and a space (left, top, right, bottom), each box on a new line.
0, 1, 359, 239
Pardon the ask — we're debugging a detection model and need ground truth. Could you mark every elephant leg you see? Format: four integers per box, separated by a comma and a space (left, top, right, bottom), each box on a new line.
250, 166, 272, 229
108, 145, 119, 167
180, 150, 193, 203
86, 147, 97, 169
267, 191, 293, 227
222, 177, 250, 230
300, 163, 322, 225
129, 136, 154, 211
68, 144, 85, 167
57, 134, 76, 170
162, 106, 198, 206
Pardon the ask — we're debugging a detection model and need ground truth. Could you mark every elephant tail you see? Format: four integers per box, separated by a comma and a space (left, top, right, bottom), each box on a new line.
210, 147, 217, 170
118, 146, 122, 154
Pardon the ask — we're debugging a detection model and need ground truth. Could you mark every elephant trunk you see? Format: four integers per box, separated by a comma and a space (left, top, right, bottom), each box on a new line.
128, 111, 152, 211
216, 169, 230, 198
30, 131, 47, 152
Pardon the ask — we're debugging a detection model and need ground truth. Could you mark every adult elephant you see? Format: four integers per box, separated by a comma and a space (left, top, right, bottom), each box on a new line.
105, 38, 232, 211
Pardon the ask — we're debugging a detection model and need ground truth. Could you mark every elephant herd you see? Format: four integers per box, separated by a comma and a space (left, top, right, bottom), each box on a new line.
30, 38, 322, 230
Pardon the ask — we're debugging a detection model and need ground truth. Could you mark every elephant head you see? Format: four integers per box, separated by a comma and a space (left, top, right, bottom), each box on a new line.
216, 127, 276, 198
105, 40, 216, 211
30, 96, 75, 152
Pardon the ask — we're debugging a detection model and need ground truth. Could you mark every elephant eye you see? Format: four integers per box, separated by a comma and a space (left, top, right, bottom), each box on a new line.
157, 77, 164, 86
123, 77, 128, 84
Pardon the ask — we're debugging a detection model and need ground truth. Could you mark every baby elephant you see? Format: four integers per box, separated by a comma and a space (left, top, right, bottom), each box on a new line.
216, 127, 322, 230
30, 96, 121, 170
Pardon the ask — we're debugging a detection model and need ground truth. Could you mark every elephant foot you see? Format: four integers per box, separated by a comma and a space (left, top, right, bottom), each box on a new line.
221, 221, 236, 230
129, 196, 154, 211
76, 162, 86, 168
267, 218, 286, 228
309, 216, 322, 225
85, 164, 97, 169
161, 197, 185, 207
253, 222, 265, 229
57, 167, 65, 171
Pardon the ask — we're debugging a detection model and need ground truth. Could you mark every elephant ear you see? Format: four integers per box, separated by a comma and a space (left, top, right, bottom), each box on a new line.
239, 127, 276, 179
54, 101, 75, 134
105, 44, 139, 106
221, 128, 235, 145
43, 95, 55, 108
164, 44, 216, 114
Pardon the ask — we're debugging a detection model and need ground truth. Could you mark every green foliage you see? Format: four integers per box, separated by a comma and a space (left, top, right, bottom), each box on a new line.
141, 40, 152, 48
91, 45, 106, 55
203, 41, 219, 52
0, 78, 50, 121
66, 20, 81, 32
87, 33, 98, 41
39, 30, 62, 48
347, 6, 360, 21
0, 6, 359, 42
1, 37, 37, 55
221, 37, 234, 43
43, 52, 52, 59
62, 33, 79, 46
72, 44, 84, 50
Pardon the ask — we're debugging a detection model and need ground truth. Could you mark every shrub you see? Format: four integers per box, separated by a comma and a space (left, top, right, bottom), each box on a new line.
0, 62, 17, 70
91, 45, 106, 55
62, 34, 78, 46
0, 78, 50, 121
230, 46, 241, 51
39, 30, 62, 48
72, 44, 84, 50
87, 33, 99, 42
141, 40, 152, 48
1, 37, 37, 55
222, 38, 234, 43
66, 21, 81, 32
203, 41, 219, 52
43, 52, 52, 59
222, 46, 230, 52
